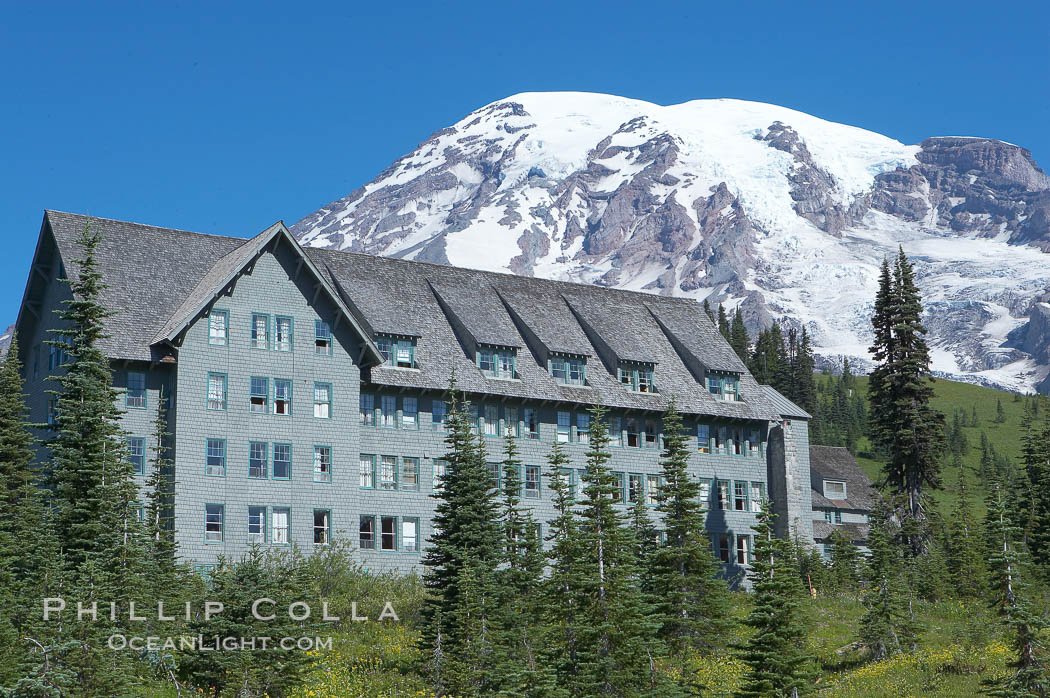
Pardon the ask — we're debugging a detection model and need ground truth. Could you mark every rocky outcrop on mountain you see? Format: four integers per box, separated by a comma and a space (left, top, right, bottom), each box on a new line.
0, 324, 13, 357
292, 92, 1050, 393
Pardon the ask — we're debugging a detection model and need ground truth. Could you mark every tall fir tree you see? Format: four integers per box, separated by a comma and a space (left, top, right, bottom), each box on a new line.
981, 483, 1050, 697
730, 308, 751, 363
866, 248, 945, 555
703, 298, 715, 324
945, 458, 985, 598
572, 402, 669, 696
858, 497, 916, 660
648, 401, 732, 655
420, 386, 503, 695
541, 441, 584, 692
145, 385, 179, 594
735, 501, 812, 698
717, 304, 730, 340
1023, 408, 1050, 572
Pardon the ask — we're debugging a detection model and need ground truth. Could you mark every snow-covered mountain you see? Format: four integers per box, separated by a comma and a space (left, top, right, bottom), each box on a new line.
292, 92, 1050, 393
0, 324, 12, 357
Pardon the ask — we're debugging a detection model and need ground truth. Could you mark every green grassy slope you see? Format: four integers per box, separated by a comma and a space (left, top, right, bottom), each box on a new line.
830, 375, 1032, 514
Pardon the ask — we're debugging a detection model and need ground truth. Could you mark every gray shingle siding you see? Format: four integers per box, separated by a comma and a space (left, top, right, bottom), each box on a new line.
15, 211, 820, 576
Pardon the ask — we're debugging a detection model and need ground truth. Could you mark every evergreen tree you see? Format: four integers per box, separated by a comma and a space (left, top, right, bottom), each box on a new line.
421, 387, 503, 695
1024, 409, 1050, 571
718, 304, 730, 340
859, 498, 916, 660
572, 402, 668, 695
996, 398, 1006, 423
735, 502, 812, 698
981, 483, 1050, 697
946, 459, 985, 598
649, 401, 732, 655
750, 322, 785, 386
730, 308, 751, 363
145, 385, 179, 593
703, 298, 715, 324
825, 528, 860, 595
794, 328, 817, 414
866, 249, 945, 555
541, 442, 583, 691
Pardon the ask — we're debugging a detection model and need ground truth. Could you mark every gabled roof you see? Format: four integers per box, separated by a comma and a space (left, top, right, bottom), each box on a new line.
812, 520, 870, 543
34, 212, 381, 365
810, 445, 876, 511
21, 211, 783, 420
149, 222, 382, 366
762, 385, 812, 419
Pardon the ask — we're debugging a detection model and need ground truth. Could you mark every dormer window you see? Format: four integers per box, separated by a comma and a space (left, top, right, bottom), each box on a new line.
706, 372, 741, 401
823, 480, 846, 500
550, 354, 585, 386
377, 334, 417, 369
618, 362, 655, 393
478, 345, 516, 379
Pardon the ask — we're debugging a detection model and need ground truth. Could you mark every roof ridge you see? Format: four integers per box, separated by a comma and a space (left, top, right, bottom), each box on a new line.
45, 210, 251, 242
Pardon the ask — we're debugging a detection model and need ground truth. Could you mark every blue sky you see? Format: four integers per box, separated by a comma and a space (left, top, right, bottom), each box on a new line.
1, 0, 1047, 325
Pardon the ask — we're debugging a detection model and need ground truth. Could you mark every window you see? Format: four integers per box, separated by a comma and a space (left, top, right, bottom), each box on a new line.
360, 454, 376, 489
248, 506, 266, 543
209, 310, 228, 346
380, 455, 398, 490
557, 467, 576, 499
749, 429, 761, 456
487, 462, 502, 491
718, 534, 731, 563
612, 472, 625, 503
699, 479, 711, 511
401, 396, 418, 429
206, 439, 226, 477
576, 413, 590, 445
251, 313, 269, 349
272, 508, 290, 545
380, 395, 396, 428
714, 427, 726, 454
135, 503, 146, 524
47, 396, 57, 425
550, 354, 585, 385
273, 443, 291, 479
126, 371, 146, 409
434, 459, 448, 491
314, 383, 332, 419
824, 480, 847, 500
734, 481, 749, 511
697, 424, 711, 454
381, 516, 397, 551
205, 504, 224, 543
314, 320, 332, 355
275, 316, 293, 352
716, 480, 730, 510
825, 510, 843, 524
360, 393, 375, 426
708, 373, 740, 401
732, 428, 744, 456
127, 437, 145, 475
524, 408, 539, 439
626, 418, 640, 448
273, 379, 292, 415
313, 510, 331, 545
557, 411, 571, 443
608, 416, 622, 447
378, 335, 417, 368
250, 377, 268, 413
402, 457, 420, 491
628, 474, 643, 503
313, 445, 332, 483
646, 475, 661, 506
206, 373, 227, 411
432, 400, 447, 431
249, 442, 268, 479
644, 419, 659, 449
736, 535, 751, 565
750, 482, 765, 512
524, 465, 541, 499
469, 405, 480, 434
618, 363, 655, 393
503, 406, 519, 438
359, 515, 376, 550
402, 518, 419, 553
478, 346, 516, 378
484, 403, 499, 436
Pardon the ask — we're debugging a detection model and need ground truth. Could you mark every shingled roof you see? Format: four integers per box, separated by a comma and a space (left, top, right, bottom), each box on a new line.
810, 445, 876, 511
24, 211, 783, 420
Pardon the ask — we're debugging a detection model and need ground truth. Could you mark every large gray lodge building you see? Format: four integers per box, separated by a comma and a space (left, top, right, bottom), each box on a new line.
15, 211, 815, 577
